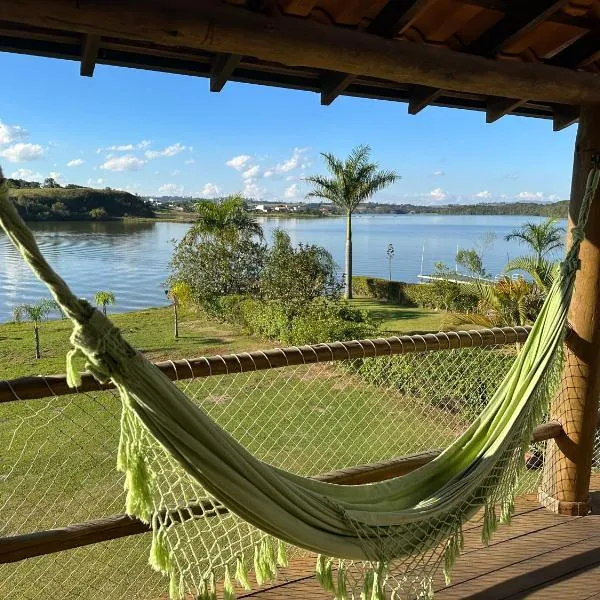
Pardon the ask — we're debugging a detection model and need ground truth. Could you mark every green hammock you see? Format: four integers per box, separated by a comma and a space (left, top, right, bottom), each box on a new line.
0, 165, 597, 600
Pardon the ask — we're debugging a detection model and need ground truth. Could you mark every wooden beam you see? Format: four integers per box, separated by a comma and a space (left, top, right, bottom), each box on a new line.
542, 104, 600, 516
320, 72, 354, 105
318, 0, 432, 105
466, 0, 568, 56
486, 97, 527, 123
80, 33, 100, 77
3, 0, 595, 104
0, 326, 531, 404
549, 31, 600, 68
210, 52, 241, 92
408, 85, 442, 114
553, 105, 579, 131
418, 1, 566, 117
0, 418, 567, 564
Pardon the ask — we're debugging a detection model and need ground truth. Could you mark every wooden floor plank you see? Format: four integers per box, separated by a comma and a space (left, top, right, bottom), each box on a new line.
511, 562, 600, 599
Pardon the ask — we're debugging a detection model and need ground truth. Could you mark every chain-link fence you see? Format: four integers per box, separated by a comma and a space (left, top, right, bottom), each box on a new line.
0, 327, 586, 599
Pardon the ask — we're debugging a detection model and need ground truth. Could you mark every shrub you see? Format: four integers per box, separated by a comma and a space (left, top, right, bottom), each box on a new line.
261, 230, 342, 315
346, 346, 515, 420
169, 235, 266, 316
352, 276, 411, 305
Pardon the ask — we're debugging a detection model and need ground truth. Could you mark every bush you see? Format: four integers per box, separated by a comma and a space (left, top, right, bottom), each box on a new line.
346, 346, 515, 419
261, 230, 342, 315
169, 236, 266, 316
352, 276, 411, 305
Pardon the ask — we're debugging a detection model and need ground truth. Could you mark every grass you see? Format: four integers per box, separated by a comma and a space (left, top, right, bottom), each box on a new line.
350, 298, 468, 334
0, 303, 512, 599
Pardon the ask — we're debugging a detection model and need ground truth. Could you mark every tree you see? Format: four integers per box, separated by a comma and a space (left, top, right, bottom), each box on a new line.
43, 177, 61, 189
169, 235, 266, 316
13, 299, 59, 359
95, 291, 116, 315
260, 229, 342, 317
166, 281, 192, 339
456, 248, 489, 279
504, 219, 565, 264
186, 194, 263, 243
305, 145, 400, 299
386, 243, 394, 281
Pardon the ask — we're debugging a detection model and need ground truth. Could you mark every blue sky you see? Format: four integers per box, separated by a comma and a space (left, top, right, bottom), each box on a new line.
0, 52, 578, 204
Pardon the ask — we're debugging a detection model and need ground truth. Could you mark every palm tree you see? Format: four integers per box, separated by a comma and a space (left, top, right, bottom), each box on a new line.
504, 219, 565, 264
95, 290, 116, 315
13, 298, 59, 359
447, 277, 532, 329
504, 219, 564, 293
166, 281, 192, 339
305, 145, 400, 298
186, 194, 263, 243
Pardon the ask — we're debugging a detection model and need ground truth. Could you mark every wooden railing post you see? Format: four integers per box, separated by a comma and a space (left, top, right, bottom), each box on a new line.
541, 104, 600, 516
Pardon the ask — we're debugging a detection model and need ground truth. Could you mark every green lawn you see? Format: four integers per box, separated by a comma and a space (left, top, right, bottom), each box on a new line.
350, 298, 466, 334
0, 306, 260, 381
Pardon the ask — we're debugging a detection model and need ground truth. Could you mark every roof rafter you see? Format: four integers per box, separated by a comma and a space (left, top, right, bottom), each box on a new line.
320, 0, 432, 106
553, 105, 579, 131
548, 30, 600, 68
210, 52, 242, 92
485, 97, 527, 123
80, 33, 100, 77
410, 0, 568, 118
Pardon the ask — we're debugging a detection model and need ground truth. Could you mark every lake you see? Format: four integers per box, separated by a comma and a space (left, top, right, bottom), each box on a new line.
0, 214, 564, 322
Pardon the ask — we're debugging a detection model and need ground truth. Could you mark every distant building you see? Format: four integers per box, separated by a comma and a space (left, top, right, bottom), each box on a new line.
254, 204, 270, 213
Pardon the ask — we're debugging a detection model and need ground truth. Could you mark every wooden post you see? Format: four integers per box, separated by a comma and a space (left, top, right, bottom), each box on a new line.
541, 104, 600, 516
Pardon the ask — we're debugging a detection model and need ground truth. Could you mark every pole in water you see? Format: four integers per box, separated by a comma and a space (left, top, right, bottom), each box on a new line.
420, 244, 425, 276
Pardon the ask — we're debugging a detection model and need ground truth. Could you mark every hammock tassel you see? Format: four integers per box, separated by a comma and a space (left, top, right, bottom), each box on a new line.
443, 526, 464, 585
371, 563, 386, 600
360, 569, 374, 600
235, 555, 251, 591
149, 526, 171, 574
169, 571, 185, 600
336, 560, 348, 600
223, 566, 236, 600
316, 554, 335, 593
276, 539, 288, 567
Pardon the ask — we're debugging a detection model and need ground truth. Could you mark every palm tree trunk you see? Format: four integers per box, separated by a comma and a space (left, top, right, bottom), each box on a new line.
174, 302, 179, 339
103, 303, 107, 316
34, 325, 40, 359
345, 210, 353, 299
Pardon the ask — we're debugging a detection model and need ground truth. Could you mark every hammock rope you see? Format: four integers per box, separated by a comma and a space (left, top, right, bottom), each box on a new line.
0, 164, 598, 599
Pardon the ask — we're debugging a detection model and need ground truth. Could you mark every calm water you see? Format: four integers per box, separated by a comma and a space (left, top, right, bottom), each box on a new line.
0, 215, 564, 322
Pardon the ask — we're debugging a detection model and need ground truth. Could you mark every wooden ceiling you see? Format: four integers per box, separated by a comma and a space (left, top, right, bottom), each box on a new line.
2, 0, 600, 128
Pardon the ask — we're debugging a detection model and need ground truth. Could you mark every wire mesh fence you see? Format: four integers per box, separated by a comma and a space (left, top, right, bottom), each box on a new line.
0, 330, 584, 599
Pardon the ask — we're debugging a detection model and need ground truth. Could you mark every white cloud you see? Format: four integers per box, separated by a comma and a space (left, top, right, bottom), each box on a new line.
474, 190, 491, 199
275, 147, 309, 174
284, 183, 301, 200
0, 121, 29, 145
107, 144, 135, 151
10, 168, 42, 180
145, 150, 161, 159
162, 143, 186, 157
433, 170, 445, 177
0, 142, 45, 162
87, 178, 104, 186
242, 164, 261, 180
138, 140, 152, 150
285, 175, 297, 182
200, 183, 222, 198
100, 155, 146, 172
429, 187, 447, 201
67, 158, 85, 167
242, 178, 264, 199
158, 183, 184, 195
226, 154, 252, 171
171, 169, 181, 176
184, 159, 195, 165
264, 170, 274, 178
517, 191, 544, 201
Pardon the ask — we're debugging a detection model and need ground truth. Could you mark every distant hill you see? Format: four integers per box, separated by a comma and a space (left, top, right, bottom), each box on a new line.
356, 201, 569, 218
7, 178, 155, 221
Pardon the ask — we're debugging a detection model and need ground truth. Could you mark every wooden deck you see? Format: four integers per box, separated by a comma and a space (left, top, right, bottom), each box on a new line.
240, 488, 600, 599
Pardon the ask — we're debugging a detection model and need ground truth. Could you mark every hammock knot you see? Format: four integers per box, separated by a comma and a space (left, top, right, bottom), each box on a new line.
68, 305, 137, 385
